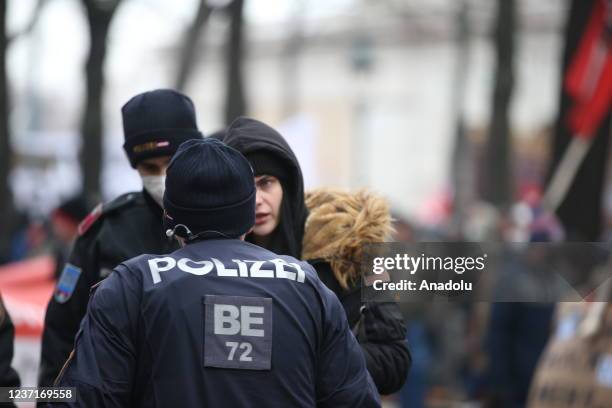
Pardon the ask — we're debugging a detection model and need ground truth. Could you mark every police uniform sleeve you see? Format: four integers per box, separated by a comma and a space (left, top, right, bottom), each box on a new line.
50, 264, 140, 408
315, 285, 381, 408
39, 231, 100, 388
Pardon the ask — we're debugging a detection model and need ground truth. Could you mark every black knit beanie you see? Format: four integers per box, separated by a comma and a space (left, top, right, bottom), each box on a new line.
163, 138, 255, 240
122, 89, 203, 168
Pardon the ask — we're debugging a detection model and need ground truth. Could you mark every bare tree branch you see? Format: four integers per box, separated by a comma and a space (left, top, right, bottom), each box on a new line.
224, 0, 246, 124
7, 0, 50, 44
175, 0, 213, 92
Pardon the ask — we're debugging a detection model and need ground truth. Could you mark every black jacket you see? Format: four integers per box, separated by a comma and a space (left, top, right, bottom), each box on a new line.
311, 260, 411, 395
52, 239, 380, 407
0, 297, 20, 408
39, 190, 178, 388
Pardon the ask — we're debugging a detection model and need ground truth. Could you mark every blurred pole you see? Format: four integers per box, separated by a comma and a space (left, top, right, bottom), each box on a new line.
0, 0, 16, 261
80, 0, 121, 204
224, 0, 246, 125
543, 137, 593, 212
449, 0, 472, 238
281, 0, 305, 119
8, 0, 48, 130
17, 0, 47, 131
25, 15, 43, 131
174, 0, 213, 92
484, 0, 516, 207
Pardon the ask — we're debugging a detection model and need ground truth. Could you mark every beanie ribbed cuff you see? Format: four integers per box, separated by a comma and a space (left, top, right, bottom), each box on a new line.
163, 189, 255, 238
123, 129, 203, 168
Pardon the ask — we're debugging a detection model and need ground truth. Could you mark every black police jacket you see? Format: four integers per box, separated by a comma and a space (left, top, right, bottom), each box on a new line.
310, 260, 411, 395
39, 190, 178, 388
52, 239, 380, 408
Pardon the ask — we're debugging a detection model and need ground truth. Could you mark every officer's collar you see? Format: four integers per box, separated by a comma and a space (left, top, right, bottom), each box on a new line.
186, 236, 246, 247
142, 188, 164, 217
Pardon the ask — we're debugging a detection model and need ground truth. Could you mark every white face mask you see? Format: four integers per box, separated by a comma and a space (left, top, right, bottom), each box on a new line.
142, 175, 166, 207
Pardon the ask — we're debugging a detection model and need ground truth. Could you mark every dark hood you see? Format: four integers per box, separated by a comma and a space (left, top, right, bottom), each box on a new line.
224, 117, 307, 259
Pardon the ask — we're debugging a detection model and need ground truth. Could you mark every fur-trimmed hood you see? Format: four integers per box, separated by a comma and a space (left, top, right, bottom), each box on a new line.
302, 188, 393, 289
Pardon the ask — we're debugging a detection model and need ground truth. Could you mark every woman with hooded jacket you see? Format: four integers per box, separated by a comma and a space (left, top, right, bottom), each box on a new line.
224, 116, 411, 394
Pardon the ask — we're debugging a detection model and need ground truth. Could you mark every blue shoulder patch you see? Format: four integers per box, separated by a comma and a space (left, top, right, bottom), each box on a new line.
54, 264, 82, 304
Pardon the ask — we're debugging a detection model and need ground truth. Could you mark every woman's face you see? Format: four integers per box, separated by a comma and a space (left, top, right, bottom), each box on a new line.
253, 175, 283, 237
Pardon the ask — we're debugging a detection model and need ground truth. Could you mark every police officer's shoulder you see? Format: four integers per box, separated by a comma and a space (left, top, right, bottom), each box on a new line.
88, 279, 104, 297
77, 192, 144, 237
103, 191, 144, 214
290, 257, 344, 307
94, 258, 147, 294
283, 255, 319, 279
85, 263, 143, 315
121, 253, 154, 270
120, 253, 165, 282
274, 254, 329, 292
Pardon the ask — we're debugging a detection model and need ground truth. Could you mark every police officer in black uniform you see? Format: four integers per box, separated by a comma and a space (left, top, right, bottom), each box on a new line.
39, 89, 204, 388
51, 138, 380, 407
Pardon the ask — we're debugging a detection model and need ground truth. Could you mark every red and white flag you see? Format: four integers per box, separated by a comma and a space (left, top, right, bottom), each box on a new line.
564, 0, 612, 138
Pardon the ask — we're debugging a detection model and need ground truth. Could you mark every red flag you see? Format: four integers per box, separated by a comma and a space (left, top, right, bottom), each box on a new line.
564, 0, 612, 138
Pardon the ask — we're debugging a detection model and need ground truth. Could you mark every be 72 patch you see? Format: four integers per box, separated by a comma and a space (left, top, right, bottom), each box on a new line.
203, 295, 273, 370
54, 264, 82, 304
